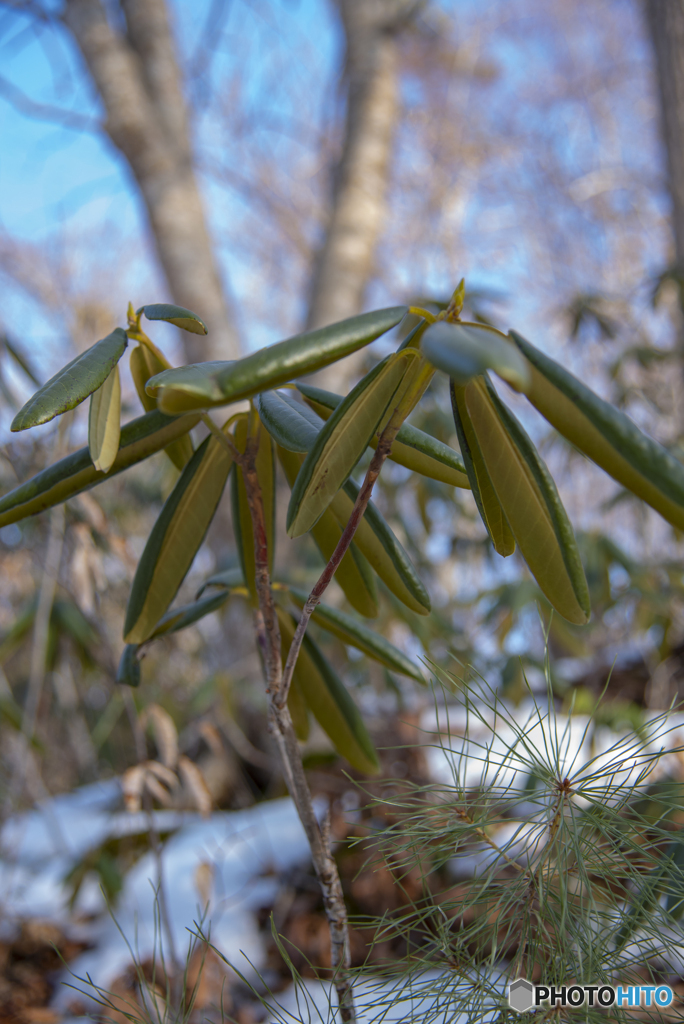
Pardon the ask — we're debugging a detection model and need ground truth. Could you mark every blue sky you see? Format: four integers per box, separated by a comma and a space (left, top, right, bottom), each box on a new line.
0, 0, 672, 375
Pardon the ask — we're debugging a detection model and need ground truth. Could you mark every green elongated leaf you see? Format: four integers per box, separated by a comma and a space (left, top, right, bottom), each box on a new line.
464, 376, 590, 624
12, 328, 128, 431
398, 318, 430, 352
146, 306, 408, 414
450, 381, 515, 556
287, 352, 416, 538
117, 644, 141, 687
421, 321, 531, 391
231, 412, 276, 605
130, 344, 194, 470
0, 410, 201, 528
277, 609, 378, 774
277, 445, 378, 618
196, 567, 246, 599
256, 389, 321, 453
145, 360, 233, 414
139, 303, 208, 335
118, 590, 234, 687
510, 330, 684, 531
296, 383, 470, 487
130, 343, 166, 412
150, 589, 231, 638
330, 481, 431, 615
88, 364, 121, 473
288, 586, 424, 682
124, 431, 233, 643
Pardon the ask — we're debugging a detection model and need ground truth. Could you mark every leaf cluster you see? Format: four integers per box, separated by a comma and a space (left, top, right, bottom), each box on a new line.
3, 284, 684, 775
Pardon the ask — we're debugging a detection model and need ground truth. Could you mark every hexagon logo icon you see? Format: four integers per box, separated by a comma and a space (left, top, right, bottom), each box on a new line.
509, 978, 535, 1013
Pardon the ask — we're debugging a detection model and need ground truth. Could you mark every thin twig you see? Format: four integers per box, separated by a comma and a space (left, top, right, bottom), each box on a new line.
278, 418, 402, 709
239, 425, 358, 1022
200, 412, 243, 462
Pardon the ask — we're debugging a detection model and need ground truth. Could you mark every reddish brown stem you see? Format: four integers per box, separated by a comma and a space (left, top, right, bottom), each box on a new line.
278, 421, 400, 710
239, 429, 357, 1022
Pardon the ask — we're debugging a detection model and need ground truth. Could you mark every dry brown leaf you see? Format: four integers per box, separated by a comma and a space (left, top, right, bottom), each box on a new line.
99, 977, 141, 1024
22, 1009, 61, 1024
198, 721, 224, 757
140, 984, 170, 1024
140, 704, 178, 769
143, 772, 174, 808
121, 765, 146, 813
75, 491, 108, 533
178, 756, 212, 817
144, 760, 178, 788
194, 861, 215, 906
69, 523, 97, 615
185, 946, 231, 1012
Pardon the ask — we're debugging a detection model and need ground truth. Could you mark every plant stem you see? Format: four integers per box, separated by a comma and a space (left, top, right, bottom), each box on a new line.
278, 419, 401, 709
240, 429, 358, 1022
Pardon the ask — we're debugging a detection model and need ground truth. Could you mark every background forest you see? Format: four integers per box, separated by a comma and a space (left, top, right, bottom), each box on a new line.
1, 0, 684, 1022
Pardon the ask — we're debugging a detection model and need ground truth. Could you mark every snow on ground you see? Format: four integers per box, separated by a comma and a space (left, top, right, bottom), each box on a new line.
3, 699, 684, 1021
0, 785, 322, 1009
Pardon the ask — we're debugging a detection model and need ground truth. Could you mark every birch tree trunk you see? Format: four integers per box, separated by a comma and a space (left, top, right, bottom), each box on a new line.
644, 0, 684, 268
62, 0, 238, 362
307, 0, 419, 388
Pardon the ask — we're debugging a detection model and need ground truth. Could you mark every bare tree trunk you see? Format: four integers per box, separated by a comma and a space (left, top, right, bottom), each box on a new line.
644, 1, 684, 267
306, 0, 419, 388
62, 0, 238, 362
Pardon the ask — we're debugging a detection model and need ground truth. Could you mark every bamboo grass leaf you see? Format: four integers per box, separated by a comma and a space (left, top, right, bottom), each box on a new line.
124, 431, 233, 643
277, 609, 379, 774
451, 380, 515, 556
464, 376, 590, 624
0, 411, 200, 527
139, 303, 208, 335
277, 445, 378, 618
12, 328, 128, 431
146, 306, 407, 414
510, 330, 684, 531
287, 352, 415, 537
88, 365, 121, 473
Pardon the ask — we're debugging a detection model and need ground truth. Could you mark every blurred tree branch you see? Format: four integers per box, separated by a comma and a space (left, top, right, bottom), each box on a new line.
306, 0, 422, 385
60, 0, 239, 361
644, 0, 684, 272
0, 70, 99, 130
